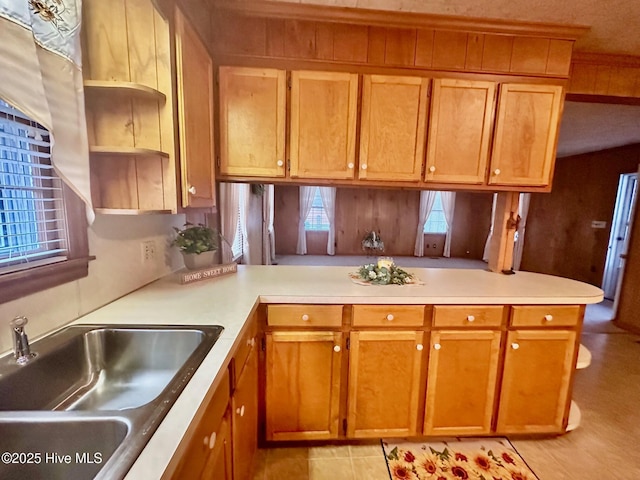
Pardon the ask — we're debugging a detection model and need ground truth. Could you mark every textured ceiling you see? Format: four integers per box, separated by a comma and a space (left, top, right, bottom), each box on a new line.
271, 0, 640, 157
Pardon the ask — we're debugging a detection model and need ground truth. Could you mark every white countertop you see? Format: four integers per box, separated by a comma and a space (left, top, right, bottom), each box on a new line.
70, 265, 603, 479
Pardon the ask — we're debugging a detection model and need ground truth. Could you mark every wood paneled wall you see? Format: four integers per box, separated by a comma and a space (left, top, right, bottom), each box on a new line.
273, 186, 492, 257
521, 144, 640, 285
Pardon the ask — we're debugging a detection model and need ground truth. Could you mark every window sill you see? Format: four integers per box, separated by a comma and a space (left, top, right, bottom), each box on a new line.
0, 256, 95, 304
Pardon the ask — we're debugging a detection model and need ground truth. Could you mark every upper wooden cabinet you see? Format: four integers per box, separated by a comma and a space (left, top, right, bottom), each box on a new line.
290, 70, 359, 179
489, 83, 564, 187
425, 79, 496, 184
175, 7, 216, 208
359, 75, 429, 182
218, 67, 286, 178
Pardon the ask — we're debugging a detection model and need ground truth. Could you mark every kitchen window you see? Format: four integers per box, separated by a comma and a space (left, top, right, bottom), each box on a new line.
423, 192, 448, 233
0, 100, 90, 303
304, 188, 330, 231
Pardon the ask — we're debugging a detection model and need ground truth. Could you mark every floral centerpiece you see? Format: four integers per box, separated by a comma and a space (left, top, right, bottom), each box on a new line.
355, 257, 416, 285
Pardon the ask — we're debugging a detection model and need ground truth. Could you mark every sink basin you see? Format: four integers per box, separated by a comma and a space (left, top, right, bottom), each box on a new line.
0, 324, 223, 479
0, 414, 129, 480
1, 326, 211, 411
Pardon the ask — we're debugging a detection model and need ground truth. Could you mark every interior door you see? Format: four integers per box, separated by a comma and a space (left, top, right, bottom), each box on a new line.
603, 172, 638, 299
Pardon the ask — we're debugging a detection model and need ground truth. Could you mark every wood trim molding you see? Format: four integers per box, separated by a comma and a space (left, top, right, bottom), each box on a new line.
213, 1, 590, 40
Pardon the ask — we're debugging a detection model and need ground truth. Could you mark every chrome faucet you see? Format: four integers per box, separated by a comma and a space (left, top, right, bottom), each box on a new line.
10, 316, 36, 365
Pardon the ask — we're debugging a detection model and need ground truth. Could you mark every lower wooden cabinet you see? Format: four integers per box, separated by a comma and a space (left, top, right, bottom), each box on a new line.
423, 330, 502, 435
496, 329, 577, 434
232, 342, 259, 480
171, 370, 232, 479
205, 411, 233, 480
265, 331, 343, 440
347, 330, 424, 438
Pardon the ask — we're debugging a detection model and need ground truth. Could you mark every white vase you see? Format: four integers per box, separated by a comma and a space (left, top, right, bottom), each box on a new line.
182, 250, 216, 270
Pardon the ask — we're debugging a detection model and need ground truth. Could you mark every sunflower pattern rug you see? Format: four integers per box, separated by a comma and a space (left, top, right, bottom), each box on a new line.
382, 438, 539, 480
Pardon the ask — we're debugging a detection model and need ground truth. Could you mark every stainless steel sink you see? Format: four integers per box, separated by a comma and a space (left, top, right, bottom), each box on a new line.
0, 324, 223, 480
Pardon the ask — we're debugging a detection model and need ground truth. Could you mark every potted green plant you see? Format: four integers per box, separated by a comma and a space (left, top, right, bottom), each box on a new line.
172, 223, 218, 270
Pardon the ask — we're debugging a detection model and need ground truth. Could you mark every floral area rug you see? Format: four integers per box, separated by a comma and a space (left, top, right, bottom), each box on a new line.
382, 438, 539, 480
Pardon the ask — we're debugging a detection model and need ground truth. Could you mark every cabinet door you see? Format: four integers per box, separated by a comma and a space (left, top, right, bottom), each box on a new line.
290, 71, 358, 179
266, 331, 343, 440
489, 83, 563, 186
219, 67, 286, 178
424, 330, 501, 436
232, 342, 259, 480
347, 331, 424, 438
425, 79, 496, 184
171, 370, 230, 479
203, 410, 233, 480
175, 8, 216, 207
496, 329, 577, 434
359, 75, 429, 182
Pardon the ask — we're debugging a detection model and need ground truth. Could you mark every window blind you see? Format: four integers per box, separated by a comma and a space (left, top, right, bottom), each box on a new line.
0, 101, 69, 271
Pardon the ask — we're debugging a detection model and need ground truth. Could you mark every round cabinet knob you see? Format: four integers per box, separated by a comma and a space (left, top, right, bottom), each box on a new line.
361, 164, 368, 170
467, 315, 475, 322
276, 159, 284, 167
429, 165, 436, 173
204, 432, 217, 450
493, 168, 501, 176
188, 185, 197, 195
236, 405, 245, 417
301, 314, 309, 321
333, 345, 341, 353
248, 337, 256, 347
386, 314, 394, 321
433, 343, 441, 350
416, 344, 424, 351
347, 163, 354, 169
544, 314, 554, 322
511, 342, 520, 350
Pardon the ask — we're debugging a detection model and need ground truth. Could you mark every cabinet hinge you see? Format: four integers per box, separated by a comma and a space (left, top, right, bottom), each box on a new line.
346, 337, 350, 350
286, 159, 290, 172
342, 418, 347, 435
261, 336, 266, 352
216, 156, 220, 168
287, 77, 292, 89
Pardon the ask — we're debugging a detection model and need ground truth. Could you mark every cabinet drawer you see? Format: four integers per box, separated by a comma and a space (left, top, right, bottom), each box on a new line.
352, 305, 425, 327
267, 305, 343, 327
233, 318, 258, 386
510, 305, 581, 327
433, 306, 504, 327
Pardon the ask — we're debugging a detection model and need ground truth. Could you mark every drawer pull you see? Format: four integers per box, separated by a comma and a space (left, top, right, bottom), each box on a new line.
467, 315, 475, 322
416, 344, 424, 351
188, 185, 197, 195
333, 345, 341, 353
204, 432, 217, 450
236, 405, 245, 417
386, 314, 394, 321
301, 314, 309, 321
433, 343, 441, 350
544, 314, 553, 322
511, 342, 520, 350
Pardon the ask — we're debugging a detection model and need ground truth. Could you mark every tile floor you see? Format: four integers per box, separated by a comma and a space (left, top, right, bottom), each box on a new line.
252, 301, 640, 480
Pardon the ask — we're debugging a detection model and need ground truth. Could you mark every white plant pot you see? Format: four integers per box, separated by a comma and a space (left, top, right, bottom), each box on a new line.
182, 250, 216, 270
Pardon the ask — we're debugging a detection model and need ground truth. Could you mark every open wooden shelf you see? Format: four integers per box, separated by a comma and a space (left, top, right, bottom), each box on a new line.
83, 80, 166, 102
89, 146, 170, 158
94, 208, 172, 215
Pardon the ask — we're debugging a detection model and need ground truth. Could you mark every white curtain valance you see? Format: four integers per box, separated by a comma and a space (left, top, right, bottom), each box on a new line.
0, 0, 94, 223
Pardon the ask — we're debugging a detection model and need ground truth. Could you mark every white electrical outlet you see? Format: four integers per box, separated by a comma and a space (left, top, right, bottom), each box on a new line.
141, 240, 156, 263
